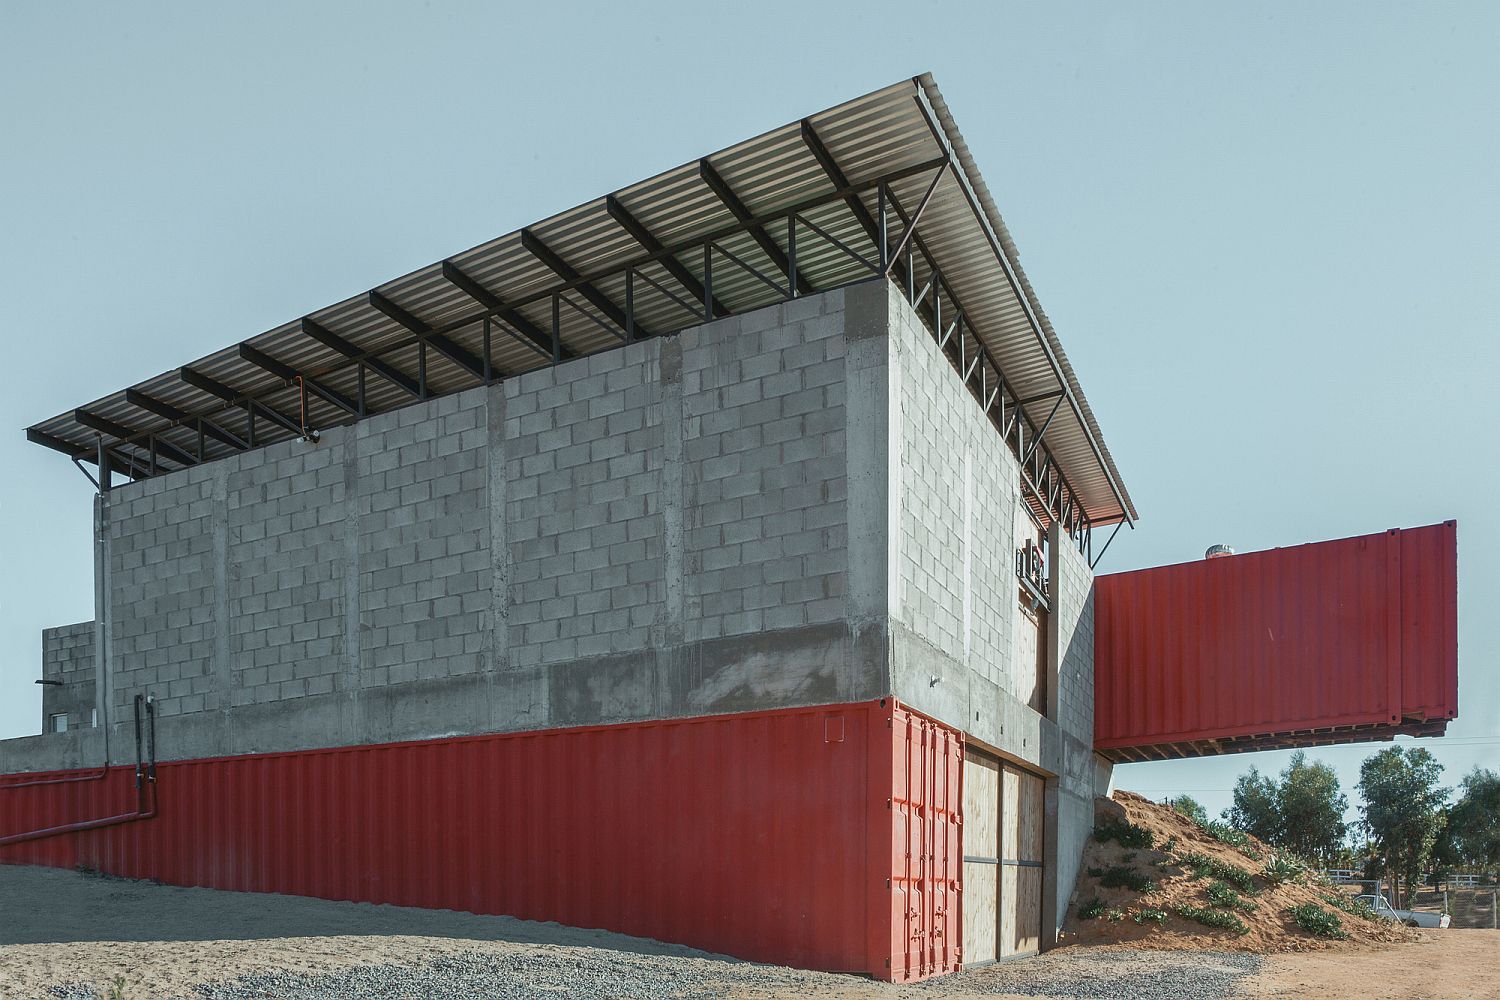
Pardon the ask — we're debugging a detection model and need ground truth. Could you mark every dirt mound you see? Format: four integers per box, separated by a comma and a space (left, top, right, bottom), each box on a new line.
1060, 790, 1414, 953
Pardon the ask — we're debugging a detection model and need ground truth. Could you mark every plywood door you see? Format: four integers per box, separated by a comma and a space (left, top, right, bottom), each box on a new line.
1000, 765, 1045, 958
961, 749, 1000, 965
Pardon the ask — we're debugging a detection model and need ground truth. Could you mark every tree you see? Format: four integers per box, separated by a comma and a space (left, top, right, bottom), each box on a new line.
1277, 751, 1348, 862
1222, 753, 1348, 862
1358, 747, 1447, 907
1448, 768, 1500, 871
1170, 795, 1208, 826
1225, 766, 1281, 844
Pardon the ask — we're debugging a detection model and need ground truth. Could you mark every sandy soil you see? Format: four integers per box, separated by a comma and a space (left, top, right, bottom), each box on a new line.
1060, 792, 1413, 952
1242, 929, 1500, 999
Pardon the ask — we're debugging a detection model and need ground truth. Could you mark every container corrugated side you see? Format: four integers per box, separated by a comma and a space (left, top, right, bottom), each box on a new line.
1094, 522, 1458, 756
1, 699, 965, 981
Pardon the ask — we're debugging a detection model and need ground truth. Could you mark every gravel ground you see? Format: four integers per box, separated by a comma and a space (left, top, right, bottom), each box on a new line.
46, 947, 1263, 1000
186, 950, 831, 1000
930, 949, 1262, 999
10, 865, 1265, 1000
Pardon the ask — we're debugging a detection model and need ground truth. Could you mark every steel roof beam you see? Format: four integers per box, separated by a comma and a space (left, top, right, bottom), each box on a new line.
239, 344, 360, 416
28, 428, 141, 484
366, 291, 486, 380
125, 390, 249, 451
301, 318, 421, 398
440, 262, 570, 360
800, 120, 882, 252
26, 428, 89, 457
73, 409, 198, 469
520, 229, 647, 340
180, 367, 303, 438
698, 160, 814, 297
605, 196, 728, 319
30, 158, 947, 480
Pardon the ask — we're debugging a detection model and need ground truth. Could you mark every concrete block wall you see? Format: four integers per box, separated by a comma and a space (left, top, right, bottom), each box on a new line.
506, 351, 661, 668
39, 621, 96, 731
680, 299, 849, 644
226, 438, 347, 711
882, 278, 1043, 756
8, 284, 893, 769
356, 390, 489, 686
107, 467, 220, 719
892, 287, 1017, 687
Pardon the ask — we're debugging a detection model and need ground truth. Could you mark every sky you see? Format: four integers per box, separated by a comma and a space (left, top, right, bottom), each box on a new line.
1, 2, 1495, 825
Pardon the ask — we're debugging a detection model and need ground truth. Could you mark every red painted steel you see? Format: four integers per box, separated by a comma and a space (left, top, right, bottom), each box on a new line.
887, 707, 962, 981
0, 699, 963, 981
1095, 522, 1458, 759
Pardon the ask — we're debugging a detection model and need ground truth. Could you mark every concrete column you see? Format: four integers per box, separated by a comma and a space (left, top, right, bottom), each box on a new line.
660, 338, 685, 648
486, 385, 510, 677
92, 493, 114, 763
843, 281, 894, 697
1042, 776, 1061, 949
339, 431, 362, 743
1046, 520, 1064, 725
211, 464, 232, 751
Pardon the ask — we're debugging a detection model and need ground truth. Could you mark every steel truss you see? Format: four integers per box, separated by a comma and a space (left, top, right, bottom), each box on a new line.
35, 128, 1131, 555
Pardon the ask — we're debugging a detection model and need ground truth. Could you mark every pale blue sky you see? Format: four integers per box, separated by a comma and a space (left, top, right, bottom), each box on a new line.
2, 2, 1495, 822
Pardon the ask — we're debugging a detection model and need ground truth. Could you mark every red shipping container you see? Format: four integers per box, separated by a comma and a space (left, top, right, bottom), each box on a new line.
1094, 522, 1458, 760
0, 699, 962, 982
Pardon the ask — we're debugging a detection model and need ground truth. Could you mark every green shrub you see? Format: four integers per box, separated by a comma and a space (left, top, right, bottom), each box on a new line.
1094, 819, 1154, 849
1106, 907, 1126, 921
1179, 852, 1257, 894
1173, 904, 1249, 935
1263, 854, 1305, 885
1134, 907, 1168, 925
1122, 851, 1138, 862
1206, 880, 1259, 912
1201, 820, 1251, 850
1161, 835, 1179, 853
1289, 903, 1347, 939
1097, 865, 1158, 894
1087, 866, 1106, 878
1322, 893, 1379, 921
1078, 897, 1107, 920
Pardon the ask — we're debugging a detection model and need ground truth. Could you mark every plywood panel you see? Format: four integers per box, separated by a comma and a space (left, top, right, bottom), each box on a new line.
999, 863, 1018, 955
1012, 867, 1043, 955
962, 862, 998, 964
962, 750, 1001, 967
999, 764, 1045, 959
963, 750, 999, 859
1017, 770, 1045, 863
1013, 609, 1043, 709
1001, 766, 1020, 863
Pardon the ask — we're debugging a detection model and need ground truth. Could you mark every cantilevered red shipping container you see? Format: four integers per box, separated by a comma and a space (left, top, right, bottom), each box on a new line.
1094, 522, 1458, 761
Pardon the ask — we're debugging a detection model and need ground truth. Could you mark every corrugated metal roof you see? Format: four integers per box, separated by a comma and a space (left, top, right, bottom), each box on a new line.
26, 75, 1135, 526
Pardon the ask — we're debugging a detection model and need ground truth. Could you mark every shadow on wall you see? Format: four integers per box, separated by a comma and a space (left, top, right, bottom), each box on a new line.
0, 864, 714, 959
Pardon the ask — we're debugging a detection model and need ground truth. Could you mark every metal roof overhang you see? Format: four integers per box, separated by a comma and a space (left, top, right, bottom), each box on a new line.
26, 74, 1136, 534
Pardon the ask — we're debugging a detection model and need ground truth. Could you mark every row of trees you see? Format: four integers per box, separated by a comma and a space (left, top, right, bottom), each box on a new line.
1171, 749, 1500, 907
